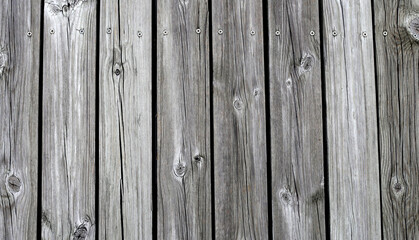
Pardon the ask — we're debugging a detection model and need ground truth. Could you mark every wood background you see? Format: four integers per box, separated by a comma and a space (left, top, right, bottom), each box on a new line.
0, 0, 418, 239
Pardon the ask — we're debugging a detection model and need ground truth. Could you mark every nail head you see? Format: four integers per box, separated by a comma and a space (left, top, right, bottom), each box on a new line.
275, 30, 280, 36
362, 31, 367, 37
27, 31, 32, 37
80, 28, 85, 34
106, 28, 112, 34
310, 31, 315, 36
137, 31, 143, 37
163, 29, 168, 35
218, 29, 223, 35
196, 28, 201, 34
332, 30, 338, 36
50, 29, 55, 34
383, 30, 388, 36
250, 30, 255, 36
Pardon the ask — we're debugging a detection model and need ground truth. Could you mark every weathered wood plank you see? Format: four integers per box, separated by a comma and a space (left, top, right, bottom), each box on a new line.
99, 0, 152, 239
157, 0, 211, 238
321, 0, 382, 239
42, 0, 97, 238
212, 0, 269, 238
373, 0, 419, 239
268, 0, 325, 239
0, 0, 41, 239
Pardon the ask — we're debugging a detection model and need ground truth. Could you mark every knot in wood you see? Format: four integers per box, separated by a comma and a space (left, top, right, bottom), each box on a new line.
390, 177, 406, 198
279, 188, 293, 205
285, 79, 292, 87
0, 48, 9, 77
62, 3, 70, 17
73, 225, 88, 240
233, 99, 244, 110
174, 162, 187, 177
407, 16, 419, 41
193, 155, 204, 163
253, 88, 261, 97
7, 175, 21, 193
299, 54, 314, 73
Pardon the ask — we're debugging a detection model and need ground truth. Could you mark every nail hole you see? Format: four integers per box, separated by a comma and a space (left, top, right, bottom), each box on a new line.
250, 30, 255, 36
50, 29, 55, 34
106, 28, 112, 34
79, 28, 85, 34
114, 69, 121, 76
137, 31, 143, 37
362, 31, 367, 38
27, 31, 32, 37
163, 29, 168, 35
332, 30, 338, 37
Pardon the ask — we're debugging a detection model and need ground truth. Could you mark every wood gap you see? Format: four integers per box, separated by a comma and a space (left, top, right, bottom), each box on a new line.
369, 0, 384, 238
37, 0, 45, 239
152, 0, 158, 238
317, 0, 330, 239
95, 0, 101, 238
261, 0, 273, 238
208, 0, 215, 237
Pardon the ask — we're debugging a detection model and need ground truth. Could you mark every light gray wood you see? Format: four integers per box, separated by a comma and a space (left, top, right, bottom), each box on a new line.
42, 0, 97, 239
157, 0, 211, 238
268, 0, 325, 239
0, 0, 40, 239
321, 0, 382, 239
212, 0, 269, 238
373, 0, 419, 239
99, 0, 152, 239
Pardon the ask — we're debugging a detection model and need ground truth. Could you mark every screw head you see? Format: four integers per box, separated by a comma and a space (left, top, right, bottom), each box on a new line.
383, 30, 388, 36
332, 30, 338, 36
250, 30, 255, 36
163, 29, 168, 35
275, 30, 280, 36
196, 28, 201, 34
310, 31, 315, 36
137, 31, 143, 37
27, 31, 32, 37
106, 28, 112, 34
218, 29, 223, 35
50, 29, 55, 34
362, 31, 367, 38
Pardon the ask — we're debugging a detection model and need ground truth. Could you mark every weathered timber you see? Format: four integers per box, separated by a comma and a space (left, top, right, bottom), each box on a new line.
42, 0, 97, 238
268, 0, 325, 239
373, 0, 419, 239
212, 0, 269, 238
157, 0, 211, 238
321, 0, 382, 239
0, 0, 41, 239
98, 0, 153, 239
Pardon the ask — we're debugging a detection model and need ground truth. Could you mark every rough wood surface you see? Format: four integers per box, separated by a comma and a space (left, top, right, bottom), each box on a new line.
98, 0, 152, 239
321, 0, 382, 239
157, 0, 211, 238
42, 0, 97, 239
373, 0, 419, 239
0, 0, 40, 239
212, 0, 269, 238
268, 0, 325, 239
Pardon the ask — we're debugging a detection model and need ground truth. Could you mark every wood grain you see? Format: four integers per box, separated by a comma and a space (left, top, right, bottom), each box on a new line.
98, 0, 153, 239
321, 0, 382, 239
0, 0, 41, 239
42, 0, 97, 238
268, 0, 325, 239
212, 0, 269, 238
157, 0, 211, 238
373, 0, 419, 239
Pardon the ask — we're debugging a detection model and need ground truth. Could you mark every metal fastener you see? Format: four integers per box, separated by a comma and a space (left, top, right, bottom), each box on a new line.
250, 30, 255, 36
50, 29, 55, 34
106, 28, 112, 34
137, 31, 143, 37
218, 29, 223, 35
362, 31, 367, 38
383, 30, 388, 36
310, 31, 315, 36
163, 29, 168, 35
275, 30, 280, 36
79, 28, 85, 34
27, 31, 32, 37
332, 30, 338, 36
196, 28, 201, 34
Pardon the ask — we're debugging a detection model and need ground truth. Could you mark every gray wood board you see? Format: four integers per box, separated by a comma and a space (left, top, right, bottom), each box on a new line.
157, 0, 212, 238
373, 0, 419, 239
321, 0, 382, 239
268, 0, 325, 239
98, 0, 153, 239
42, 0, 97, 239
212, 0, 269, 238
0, 0, 41, 238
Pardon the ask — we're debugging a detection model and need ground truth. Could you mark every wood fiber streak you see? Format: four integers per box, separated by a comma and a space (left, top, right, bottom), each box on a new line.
268, 0, 325, 239
99, 0, 152, 239
42, 0, 97, 239
321, 0, 382, 239
0, 0, 40, 239
212, 0, 269, 238
157, 0, 211, 238
374, 0, 419, 239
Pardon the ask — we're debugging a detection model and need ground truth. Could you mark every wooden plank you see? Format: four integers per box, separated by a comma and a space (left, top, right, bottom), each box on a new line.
212, 0, 269, 238
42, 0, 97, 238
156, 0, 211, 238
0, 0, 41, 239
98, 0, 152, 238
321, 0, 382, 239
268, 0, 325, 239
373, 0, 419, 239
